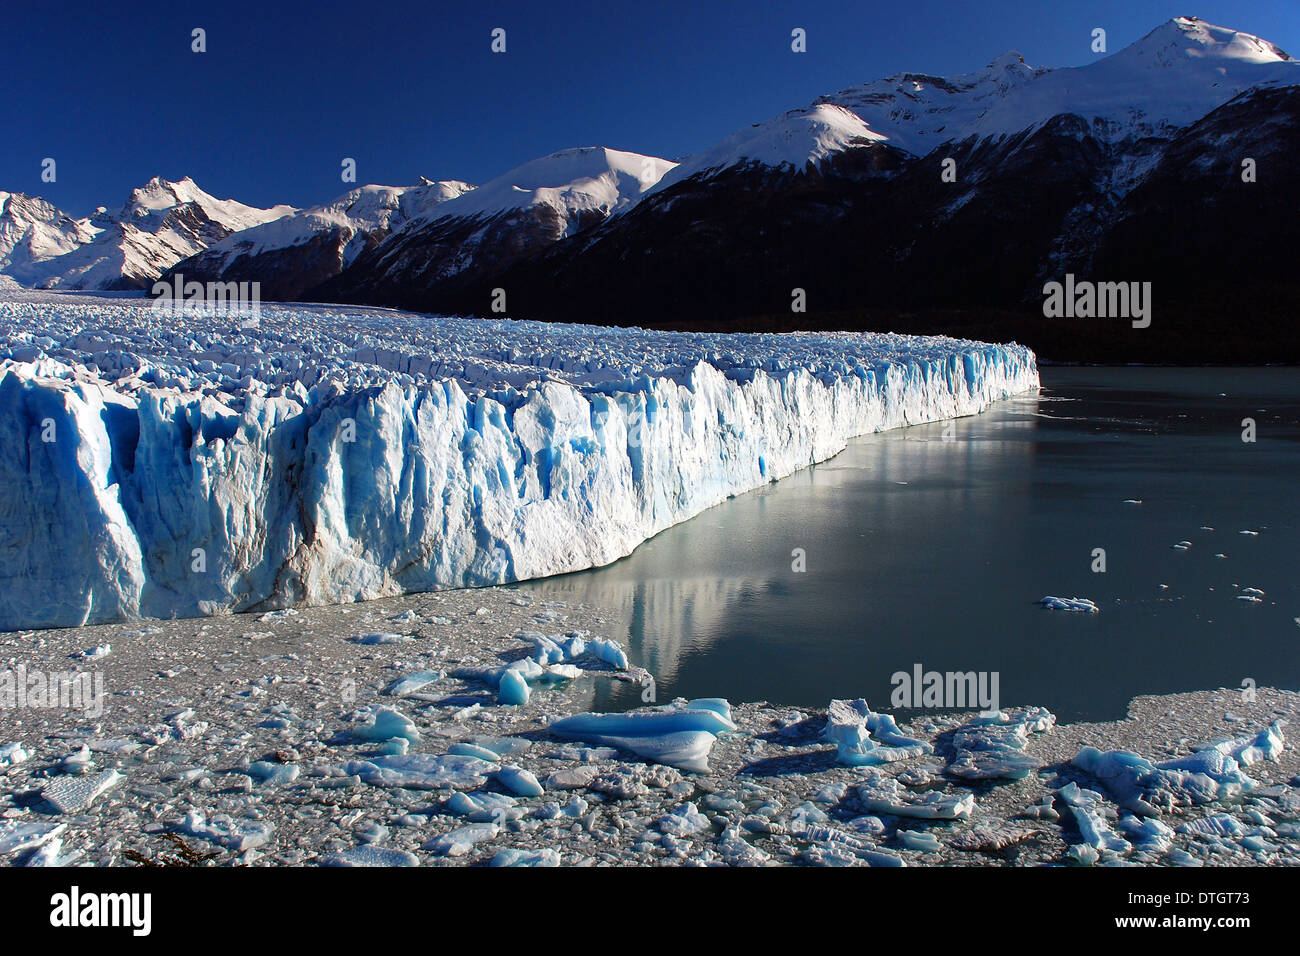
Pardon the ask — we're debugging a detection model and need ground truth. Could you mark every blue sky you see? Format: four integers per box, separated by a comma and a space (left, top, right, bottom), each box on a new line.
5, 0, 1298, 215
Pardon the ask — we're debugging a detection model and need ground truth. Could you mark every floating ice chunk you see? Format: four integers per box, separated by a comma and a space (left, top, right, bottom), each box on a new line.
659, 803, 711, 837
349, 706, 421, 743
42, 768, 123, 814
1172, 541, 1192, 551
585, 637, 629, 669
497, 668, 531, 705
344, 753, 497, 790
1177, 813, 1244, 838
548, 700, 737, 772
320, 845, 419, 867
1118, 814, 1174, 852
177, 811, 273, 851
591, 731, 719, 774
60, 745, 94, 775
444, 790, 520, 822
77, 644, 112, 658
469, 735, 532, 759
897, 830, 942, 853
496, 767, 544, 797
383, 670, 444, 696
1122, 499, 1142, 504
855, 770, 974, 820
543, 663, 583, 681
1210, 720, 1285, 767
491, 848, 561, 867
946, 707, 1055, 781
1239, 530, 1260, 536
550, 702, 737, 739
1038, 596, 1099, 612
823, 699, 932, 766
448, 742, 501, 763
1057, 782, 1127, 854
248, 761, 300, 786
716, 826, 771, 866
1071, 742, 1259, 816
0, 820, 66, 855
795, 821, 906, 866
350, 632, 412, 645
0, 742, 28, 767
426, 823, 499, 857
20, 837, 82, 867
522, 631, 566, 664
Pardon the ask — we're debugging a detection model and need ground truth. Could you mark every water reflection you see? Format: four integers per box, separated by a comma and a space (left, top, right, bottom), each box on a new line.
523, 371, 1300, 722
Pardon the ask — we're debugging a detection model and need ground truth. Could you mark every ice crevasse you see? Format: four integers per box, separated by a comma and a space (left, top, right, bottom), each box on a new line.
0, 298, 1039, 630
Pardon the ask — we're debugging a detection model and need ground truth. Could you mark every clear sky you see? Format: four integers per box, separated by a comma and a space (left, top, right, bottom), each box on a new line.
4, 0, 1297, 215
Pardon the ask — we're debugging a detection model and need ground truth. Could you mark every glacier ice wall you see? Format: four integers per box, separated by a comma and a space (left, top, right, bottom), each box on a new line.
0, 295, 1038, 630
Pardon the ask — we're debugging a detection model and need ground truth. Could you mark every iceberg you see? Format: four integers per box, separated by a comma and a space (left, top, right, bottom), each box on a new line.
855, 770, 975, 820
946, 707, 1055, 781
823, 699, 933, 766
548, 699, 738, 772
1068, 723, 1285, 816
0, 297, 1037, 631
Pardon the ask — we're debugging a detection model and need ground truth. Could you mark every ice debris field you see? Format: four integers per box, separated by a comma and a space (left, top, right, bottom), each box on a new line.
0, 293, 1037, 631
0, 585, 1294, 867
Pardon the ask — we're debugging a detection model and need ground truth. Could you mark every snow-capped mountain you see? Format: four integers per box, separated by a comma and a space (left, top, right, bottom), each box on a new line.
0, 192, 96, 276
164, 178, 473, 300
385, 16, 1298, 363
644, 103, 886, 196
312, 147, 675, 309
1, 177, 294, 291
5, 17, 1295, 361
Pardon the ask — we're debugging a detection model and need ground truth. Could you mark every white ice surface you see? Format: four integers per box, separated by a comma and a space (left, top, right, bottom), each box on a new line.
0, 294, 1037, 631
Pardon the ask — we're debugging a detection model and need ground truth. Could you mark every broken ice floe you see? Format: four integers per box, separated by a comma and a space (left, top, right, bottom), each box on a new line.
1038, 596, 1099, 612
349, 632, 412, 645
946, 707, 1055, 782
320, 845, 419, 867
343, 753, 498, 791
0, 820, 66, 855
1057, 782, 1128, 855
1, 741, 30, 767
823, 698, 932, 766
548, 699, 737, 772
496, 767, 544, 797
176, 811, 274, 851
855, 769, 975, 820
347, 706, 421, 743
383, 670, 444, 696
1070, 721, 1285, 816
491, 847, 561, 867
426, 823, 500, 857
41, 768, 123, 814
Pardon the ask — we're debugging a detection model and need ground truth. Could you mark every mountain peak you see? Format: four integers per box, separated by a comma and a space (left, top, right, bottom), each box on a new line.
1129, 16, 1294, 65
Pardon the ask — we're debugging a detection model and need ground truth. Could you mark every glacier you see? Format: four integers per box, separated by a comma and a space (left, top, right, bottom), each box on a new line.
0, 293, 1037, 631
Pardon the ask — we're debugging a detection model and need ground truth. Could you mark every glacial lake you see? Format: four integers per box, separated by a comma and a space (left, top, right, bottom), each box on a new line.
522, 367, 1300, 722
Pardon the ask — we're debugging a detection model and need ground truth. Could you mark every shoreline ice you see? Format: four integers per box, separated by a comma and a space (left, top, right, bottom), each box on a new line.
0, 294, 1038, 632
0, 585, 1293, 868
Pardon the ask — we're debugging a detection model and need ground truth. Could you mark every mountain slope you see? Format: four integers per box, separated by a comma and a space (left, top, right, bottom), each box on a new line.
3, 177, 293, 291
313, 147, 676, 308
164, 178, 473, 300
